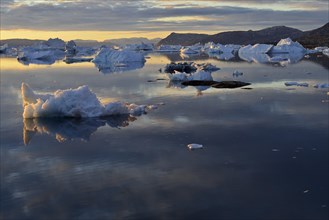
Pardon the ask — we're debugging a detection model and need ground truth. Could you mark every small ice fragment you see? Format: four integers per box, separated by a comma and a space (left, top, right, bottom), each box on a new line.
312, 148, 317, 150
321, 205, 327, 208
303, 189, 310, 193
292, 156, 297, 159
272, 149, 280, 152
187, 143, 203, 150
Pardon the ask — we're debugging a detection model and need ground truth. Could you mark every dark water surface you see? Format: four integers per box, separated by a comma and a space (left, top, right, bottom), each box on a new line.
1, 53, 328, 220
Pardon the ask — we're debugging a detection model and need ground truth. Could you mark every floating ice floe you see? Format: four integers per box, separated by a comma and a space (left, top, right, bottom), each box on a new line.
187, 143, 203, 150
21, 83, 157, 118
92, 48, 145, 73
157, 45, 182, 52
284, 82, 309, 87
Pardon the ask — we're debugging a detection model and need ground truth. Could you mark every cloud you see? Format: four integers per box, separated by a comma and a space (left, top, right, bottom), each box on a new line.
1, 0, 327, 32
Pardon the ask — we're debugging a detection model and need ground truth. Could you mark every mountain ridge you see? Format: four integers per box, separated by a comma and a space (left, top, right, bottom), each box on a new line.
157, 23, 329, 47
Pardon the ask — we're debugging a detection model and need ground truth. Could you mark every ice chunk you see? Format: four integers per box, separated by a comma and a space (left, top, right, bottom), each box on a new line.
187, 143, 203, 150
21, 83, 156, 118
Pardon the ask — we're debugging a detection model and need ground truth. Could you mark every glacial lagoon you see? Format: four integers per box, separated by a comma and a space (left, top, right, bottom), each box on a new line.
1, 53, 328, 219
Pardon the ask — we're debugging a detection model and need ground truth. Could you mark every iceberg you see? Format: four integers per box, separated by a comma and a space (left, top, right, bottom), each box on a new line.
0, 44, 8, 53
157, 45, 182, 52
93, 48, 145, 64
180, 47, 199, 54
270, 38, 306, 54
239, 44, 273, 55
65, 40, 77, 56
167, 70, 213, 82
17, 38, 67, 65
164, 62, 219, 73
21, 83, 156, 118
92, 48, 145, 73
125, 42, 154, 51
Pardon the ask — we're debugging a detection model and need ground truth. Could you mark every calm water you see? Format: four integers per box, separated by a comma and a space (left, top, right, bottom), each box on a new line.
1, 53, 328, 220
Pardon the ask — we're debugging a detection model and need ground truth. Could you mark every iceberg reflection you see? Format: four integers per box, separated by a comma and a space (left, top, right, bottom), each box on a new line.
23, 115, 136, 144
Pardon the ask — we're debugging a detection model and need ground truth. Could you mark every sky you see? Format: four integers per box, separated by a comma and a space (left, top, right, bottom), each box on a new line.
1, 0, 328, 41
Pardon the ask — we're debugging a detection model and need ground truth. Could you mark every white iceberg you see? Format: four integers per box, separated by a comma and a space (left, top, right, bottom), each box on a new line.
167, 70, 213, 82
157, 45, 182, 52
93, 48, 145, 64
92, 48, 145, 73
270, 38, 306, 54
180, 47, 199, 54
239, 44, 274, 55
21, 83, 156, 118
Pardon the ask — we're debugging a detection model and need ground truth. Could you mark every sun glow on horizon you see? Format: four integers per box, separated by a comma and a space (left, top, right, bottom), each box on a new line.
0, 29, 223, 41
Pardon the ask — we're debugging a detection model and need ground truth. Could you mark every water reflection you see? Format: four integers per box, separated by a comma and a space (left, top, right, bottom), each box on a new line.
94, 62, 145, 74
17, 54, 65, 66
23, 115, 136, 144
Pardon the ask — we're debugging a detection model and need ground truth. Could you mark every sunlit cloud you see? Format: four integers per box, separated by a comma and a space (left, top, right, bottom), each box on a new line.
1, 0, 327, 39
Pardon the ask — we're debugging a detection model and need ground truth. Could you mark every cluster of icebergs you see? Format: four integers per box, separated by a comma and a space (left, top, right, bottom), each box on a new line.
156, 38, 329, 64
